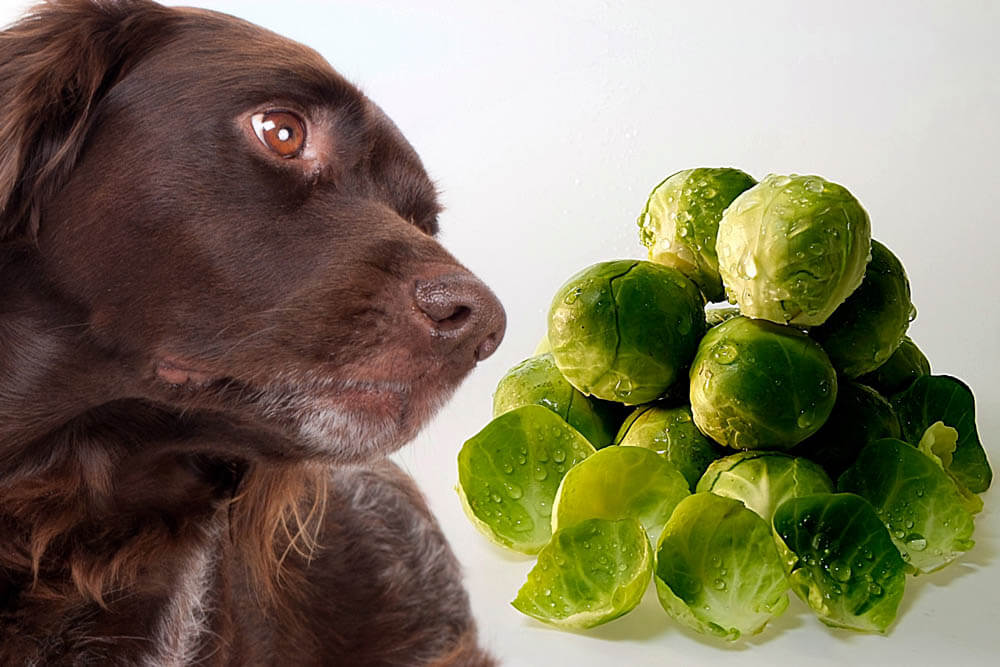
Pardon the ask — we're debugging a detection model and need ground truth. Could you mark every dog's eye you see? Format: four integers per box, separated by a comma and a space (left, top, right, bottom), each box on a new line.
250, 111, 306, 158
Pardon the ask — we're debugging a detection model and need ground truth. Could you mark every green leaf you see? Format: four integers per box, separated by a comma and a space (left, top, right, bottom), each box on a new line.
552, 445, 690, 540
773, 493, 906, 633
512, 518, 652, 629
654, 493, 789, 640
457, 405, 596, 554
892, 375, 992, 492
839, 439, 976, 574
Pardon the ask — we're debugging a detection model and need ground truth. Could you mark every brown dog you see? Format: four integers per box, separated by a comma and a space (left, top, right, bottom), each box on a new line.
0, 1, 505, 664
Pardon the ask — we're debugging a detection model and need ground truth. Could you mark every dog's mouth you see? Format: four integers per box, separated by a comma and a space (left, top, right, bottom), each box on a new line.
151, 354, 441, 460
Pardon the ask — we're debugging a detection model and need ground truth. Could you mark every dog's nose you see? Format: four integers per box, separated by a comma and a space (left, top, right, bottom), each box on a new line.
413, 271, 506, 362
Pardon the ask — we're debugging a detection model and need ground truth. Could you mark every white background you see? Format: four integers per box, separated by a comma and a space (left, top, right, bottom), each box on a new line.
2, 1, 997, 665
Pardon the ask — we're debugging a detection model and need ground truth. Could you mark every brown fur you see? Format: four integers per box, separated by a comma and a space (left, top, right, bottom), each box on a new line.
0, 1, 503, 664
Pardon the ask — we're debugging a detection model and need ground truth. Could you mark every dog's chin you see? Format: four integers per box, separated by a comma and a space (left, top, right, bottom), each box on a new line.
151, 358, 457, 463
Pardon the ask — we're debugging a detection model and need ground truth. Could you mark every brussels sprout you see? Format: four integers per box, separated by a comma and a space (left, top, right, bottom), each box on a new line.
615, 404, 722, 490
773, 493, 906, 634
512, 518, 652, 629
638, 168, 757, 303
717, 174, 871, 326
792, 381, 901, 479
838, 438, 976, 574
457, 405, 596, 554
534, 334, 552, 355
696, 452, 833, 526
493, 354, 621, 448
654, 493, 790, 641
811, 240, 913, 377
551, 446, 690, 540
548, 260, 706, 405
891, 375, 992, 493
689, 316, 837, 450
858, 336, 930, 396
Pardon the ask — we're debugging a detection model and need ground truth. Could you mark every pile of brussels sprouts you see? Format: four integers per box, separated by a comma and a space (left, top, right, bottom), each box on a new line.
457, 168, 992, 640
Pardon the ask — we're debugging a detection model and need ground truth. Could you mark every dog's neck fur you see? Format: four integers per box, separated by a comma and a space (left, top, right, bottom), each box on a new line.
0, 254, 249, 660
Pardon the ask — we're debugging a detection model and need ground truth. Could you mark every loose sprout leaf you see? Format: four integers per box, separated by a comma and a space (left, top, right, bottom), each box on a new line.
773, 493, 906, 633
891, 375, 992, 493
838, 439, 976, 574
512, 518, 652, 629
552, 446, 690, 540
654, 493, 790, 641
615, 404, 723, 490
493, 353, 621, 448
917, 421, 957, 470
457, 405, 597, 554
696, 451, 833, 526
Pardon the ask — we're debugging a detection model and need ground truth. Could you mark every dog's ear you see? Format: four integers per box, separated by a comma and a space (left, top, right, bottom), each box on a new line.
0, 0, 171, 244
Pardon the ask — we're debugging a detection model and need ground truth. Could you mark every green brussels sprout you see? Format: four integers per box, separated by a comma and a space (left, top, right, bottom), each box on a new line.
512, 518, 652, 629
493, 354, 621, 448
638, 168, 757, 303
858, 336, 930, 396
892, 375, 992, 493
717, 174, 871, 326
533, 333, 552, 355
696, 452, 833, 526
838, 438, 976, 574
615, 404, 722, 490
773, 493, 906, 633
811, 240, 913, 377
551, 446, 690, 540
548, 260, 706, 405
654, 493, 790, 641
457, 405, 596, 554
689, 316, 837, 450
792, 380, 901, 479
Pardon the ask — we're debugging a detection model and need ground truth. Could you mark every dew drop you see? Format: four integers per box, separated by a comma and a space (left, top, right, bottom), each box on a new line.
491, 493, 502, 503
502, 463, 514, 474
828, 562, 852, 583
713, 579, 727, 591
552, 448, 566, 463
712, 343, 739, 364
533, 466, 548, 481
505, 483, 523, 500
906, 536, 928, 552
804, 178, 824, 194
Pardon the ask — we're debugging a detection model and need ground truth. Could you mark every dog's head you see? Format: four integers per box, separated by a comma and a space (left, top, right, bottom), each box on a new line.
0, 0, 505, 463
